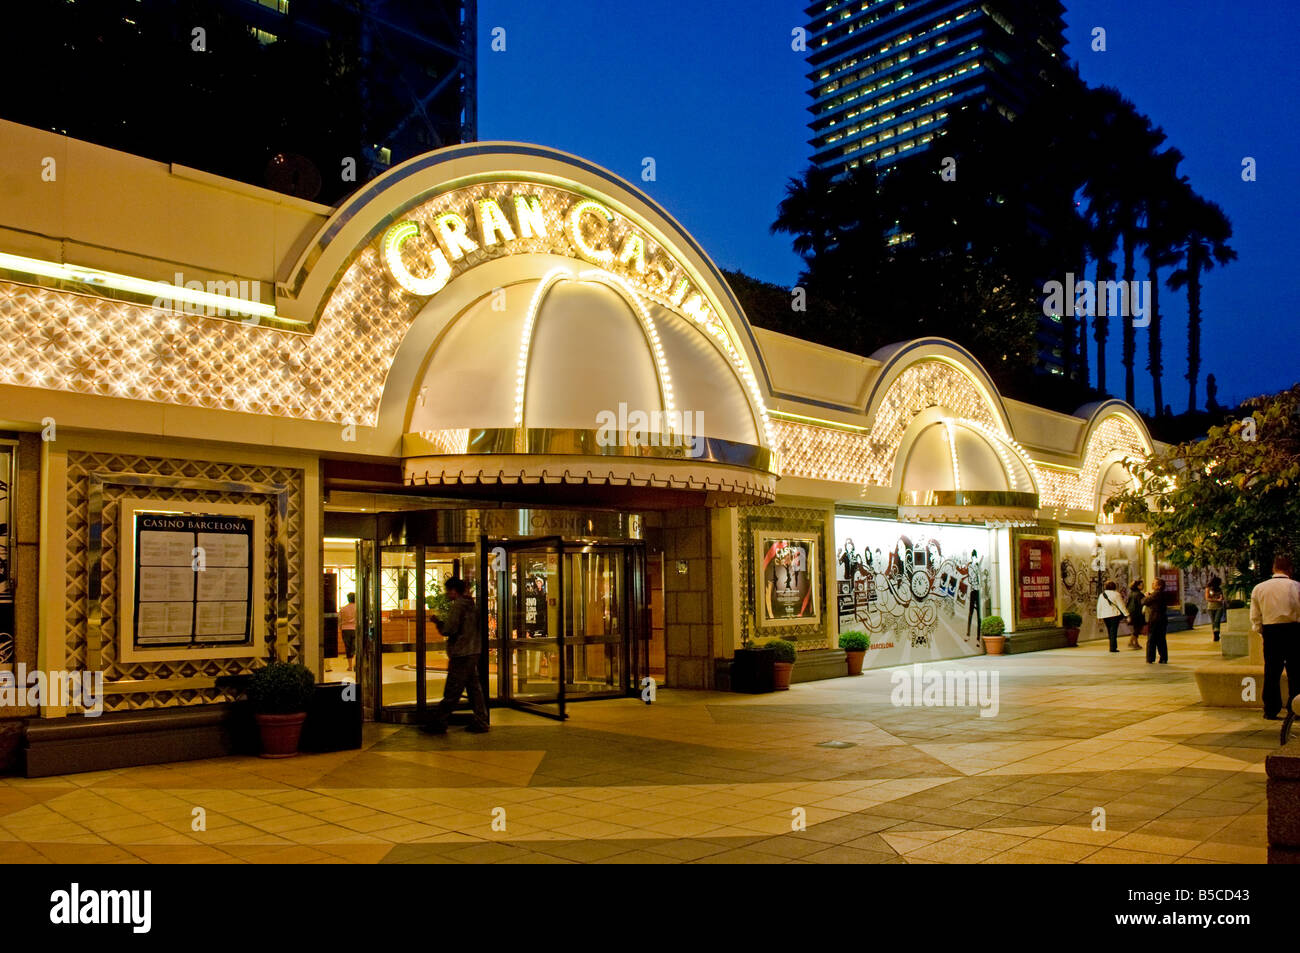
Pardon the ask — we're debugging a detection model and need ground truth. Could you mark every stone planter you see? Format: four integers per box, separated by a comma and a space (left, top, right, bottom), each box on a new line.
255, 712, 307, 758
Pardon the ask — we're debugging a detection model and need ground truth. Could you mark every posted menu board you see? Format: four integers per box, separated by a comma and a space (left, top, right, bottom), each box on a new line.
1016, 534, 1058, 626
133, 513, 254, 649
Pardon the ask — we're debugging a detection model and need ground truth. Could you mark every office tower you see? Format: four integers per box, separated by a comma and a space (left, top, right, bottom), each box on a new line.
0, 0, 476, 204
805, 0, 1067, 176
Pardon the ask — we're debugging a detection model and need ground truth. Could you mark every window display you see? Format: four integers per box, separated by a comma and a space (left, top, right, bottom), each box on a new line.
834, 515, 992, 667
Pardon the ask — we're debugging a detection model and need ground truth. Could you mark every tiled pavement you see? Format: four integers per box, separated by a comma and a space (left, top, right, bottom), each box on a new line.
0, 628, 1274, 864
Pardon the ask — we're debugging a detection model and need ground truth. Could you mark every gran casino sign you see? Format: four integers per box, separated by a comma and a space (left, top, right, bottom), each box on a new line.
380, 182, 723, 329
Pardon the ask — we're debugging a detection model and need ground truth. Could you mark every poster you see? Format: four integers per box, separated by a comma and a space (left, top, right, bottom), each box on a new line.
1016, 535, 1057, 625
755, 533, 819, 628
133, 513, 254, 650
834, 516, 991, 666
0, 443, 12, 669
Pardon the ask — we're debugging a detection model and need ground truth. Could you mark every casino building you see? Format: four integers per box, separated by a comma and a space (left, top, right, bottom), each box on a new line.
0, 120, 1162, 772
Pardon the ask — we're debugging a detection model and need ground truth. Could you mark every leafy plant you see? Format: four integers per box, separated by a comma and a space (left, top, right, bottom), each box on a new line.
246, 660, 315, 714
838, 630, 870, 652
1062, 611, 1083, 628
761, 639, 797, 664
1105, 385, 1300, 584
980, 616, 1006, 637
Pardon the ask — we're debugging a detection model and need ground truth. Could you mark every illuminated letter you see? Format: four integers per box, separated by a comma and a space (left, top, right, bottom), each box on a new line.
514, 194, 548, 239
476, 199, 516, 246
616, 234, 647, 274
566, 200, 615, 266
681, 293, 713, 325
435, 212, 479, 261
668, 278, 690, 308
384, 221, 451, 296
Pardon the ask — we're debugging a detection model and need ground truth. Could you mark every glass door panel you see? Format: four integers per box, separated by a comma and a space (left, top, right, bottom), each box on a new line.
501, 538, 565, 719
564, 547, 624, 698
378, 546, 419, 713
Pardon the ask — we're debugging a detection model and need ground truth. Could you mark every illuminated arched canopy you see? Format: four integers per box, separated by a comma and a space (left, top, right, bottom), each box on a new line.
896, 418, 1040, 524
290, 144, 779, 506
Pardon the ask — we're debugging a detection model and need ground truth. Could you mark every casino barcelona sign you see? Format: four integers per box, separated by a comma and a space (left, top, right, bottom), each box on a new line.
379, 182, 725, 331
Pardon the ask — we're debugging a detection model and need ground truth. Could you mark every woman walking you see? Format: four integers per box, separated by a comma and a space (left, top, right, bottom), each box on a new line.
1205, 576, 1226, 642
1126, 579, 1146, 650
1097, 581, 1128, 652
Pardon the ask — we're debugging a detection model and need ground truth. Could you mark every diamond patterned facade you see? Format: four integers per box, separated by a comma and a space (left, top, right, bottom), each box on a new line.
64, 452, 305, 713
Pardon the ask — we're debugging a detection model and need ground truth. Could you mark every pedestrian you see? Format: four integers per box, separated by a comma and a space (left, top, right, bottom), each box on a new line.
338, 592, 357, 672
1249, 555, 1300, 721
1097, 581, 1128, 653
1205, 576, 1226, 643
1143, 578, 1169, 664
1125, 579, 1146, 650
422, 577, 489, 734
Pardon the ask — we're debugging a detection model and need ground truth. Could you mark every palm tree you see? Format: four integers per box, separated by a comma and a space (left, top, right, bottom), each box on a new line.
772, 165, 846, 267
1113, 111, 1167, 406
1138, 147, 1187, 417
1167, 192, 1237, 413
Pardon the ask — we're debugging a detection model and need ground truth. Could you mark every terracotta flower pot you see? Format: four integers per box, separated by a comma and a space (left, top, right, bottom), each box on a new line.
772, 661, 794, 690
845, 650, 866, 676
983, 635, 1006, 655
1064, 627, 1080, 647
256, 712, 307, 758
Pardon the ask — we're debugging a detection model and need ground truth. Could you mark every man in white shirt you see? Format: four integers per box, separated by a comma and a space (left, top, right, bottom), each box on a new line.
1250, 555, 1300, 720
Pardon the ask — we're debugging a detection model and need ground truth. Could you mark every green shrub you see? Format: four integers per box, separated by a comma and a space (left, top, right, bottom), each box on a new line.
247, 660, 316, 714
761, 639, 797, 664
838, 630, 870, 652
1062, 611, 1083, 628
980, 616, 1006, 637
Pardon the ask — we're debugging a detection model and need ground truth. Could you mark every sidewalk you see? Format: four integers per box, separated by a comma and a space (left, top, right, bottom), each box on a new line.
0, 626, 1269, 864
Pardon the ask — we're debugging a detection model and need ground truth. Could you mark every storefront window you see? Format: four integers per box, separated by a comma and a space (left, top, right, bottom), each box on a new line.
834, 514, 994, 667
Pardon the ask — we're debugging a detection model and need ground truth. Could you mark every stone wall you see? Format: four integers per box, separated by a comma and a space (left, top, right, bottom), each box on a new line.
647, 507, 720, 689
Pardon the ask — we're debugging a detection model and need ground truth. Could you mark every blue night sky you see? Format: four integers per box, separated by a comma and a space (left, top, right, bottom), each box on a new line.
477, 0, 1299, 415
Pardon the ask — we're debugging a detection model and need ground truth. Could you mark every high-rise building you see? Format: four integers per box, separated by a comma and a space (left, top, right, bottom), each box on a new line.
0, 0, 476, 205
803, 0, 1074, 377
804, 0, 1067, 177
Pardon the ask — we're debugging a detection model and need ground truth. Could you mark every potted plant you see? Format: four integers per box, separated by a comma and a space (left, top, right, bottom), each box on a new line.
1184, 601, 1199, 628
1062, 611, 1082, 647
731, 611, 777, 693
762, 638, 797, 690
839, 630, 870, 675
980, 616, 1007, 655
246, 660, 316, 758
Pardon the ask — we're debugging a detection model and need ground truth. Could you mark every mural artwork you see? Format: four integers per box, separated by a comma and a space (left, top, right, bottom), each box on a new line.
835, 516, 991, 667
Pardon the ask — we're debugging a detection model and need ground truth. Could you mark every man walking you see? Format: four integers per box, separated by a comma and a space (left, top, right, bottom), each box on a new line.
423, 577, 489, 734
1143, 578, 1169, 664
1250, 555, 1300, 721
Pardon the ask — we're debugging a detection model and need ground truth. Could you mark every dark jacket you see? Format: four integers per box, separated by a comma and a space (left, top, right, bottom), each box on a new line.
1142, 591, 1168, 626
1126, 590, 1145, 621
437, 595, 481, 657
